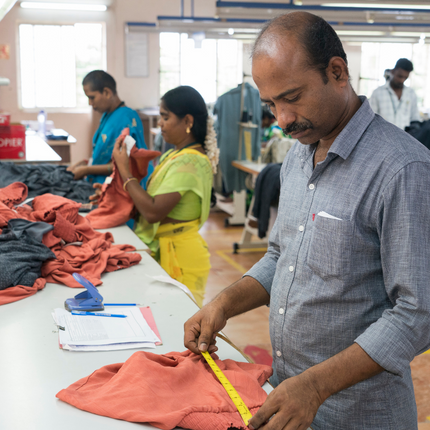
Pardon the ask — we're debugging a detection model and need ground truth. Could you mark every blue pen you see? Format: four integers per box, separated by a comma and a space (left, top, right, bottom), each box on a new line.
104, 303, 141, 306
71, 311, 127, 318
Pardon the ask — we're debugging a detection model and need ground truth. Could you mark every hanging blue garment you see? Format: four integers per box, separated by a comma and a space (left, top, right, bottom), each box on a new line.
214, 83, 261, 193
88, 105, 154, 188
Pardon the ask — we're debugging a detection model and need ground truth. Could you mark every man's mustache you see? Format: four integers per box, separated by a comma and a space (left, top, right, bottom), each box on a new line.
283, 120, 313, 135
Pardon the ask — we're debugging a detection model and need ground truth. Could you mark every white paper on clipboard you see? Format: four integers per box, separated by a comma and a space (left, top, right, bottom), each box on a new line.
125, 31, 149, 77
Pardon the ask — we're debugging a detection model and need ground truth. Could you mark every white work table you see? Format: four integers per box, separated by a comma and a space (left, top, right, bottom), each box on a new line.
97, 224, 149, 251
78, 213, 149, 251
0, 248, 271, 429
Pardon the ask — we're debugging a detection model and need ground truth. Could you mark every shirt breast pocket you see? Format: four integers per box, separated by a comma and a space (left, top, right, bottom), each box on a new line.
307, 216, 354, 280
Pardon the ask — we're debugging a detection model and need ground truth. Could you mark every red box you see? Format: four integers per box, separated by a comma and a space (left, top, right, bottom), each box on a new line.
0, 125, 26, 160
0, 112, 10, 126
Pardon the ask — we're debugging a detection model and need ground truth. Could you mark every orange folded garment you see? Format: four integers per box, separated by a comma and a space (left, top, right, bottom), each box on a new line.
0, 278, 46, 306
41, 239, 141, 288
0, 182, 29, 229
28, 194, 113, 248
0, 182, 28, 208
86, 145, 160, 229
56, 350, 273, 430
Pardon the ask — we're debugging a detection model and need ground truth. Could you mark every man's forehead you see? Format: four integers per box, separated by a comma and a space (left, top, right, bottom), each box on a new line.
254, 30, 301, 60
253, 53, 308, 90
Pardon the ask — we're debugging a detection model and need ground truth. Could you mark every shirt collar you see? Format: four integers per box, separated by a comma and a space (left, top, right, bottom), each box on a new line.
294, 96, 374, 162
384, 81, 397, 96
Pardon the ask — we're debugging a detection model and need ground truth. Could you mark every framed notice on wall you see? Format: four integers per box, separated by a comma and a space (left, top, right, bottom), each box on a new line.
125, 30, 149, 77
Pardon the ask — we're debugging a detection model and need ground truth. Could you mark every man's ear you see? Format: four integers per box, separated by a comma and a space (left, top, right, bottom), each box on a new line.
328, 57, 349, 86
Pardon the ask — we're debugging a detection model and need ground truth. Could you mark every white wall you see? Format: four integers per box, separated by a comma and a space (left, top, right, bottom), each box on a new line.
343, 42, 362, 94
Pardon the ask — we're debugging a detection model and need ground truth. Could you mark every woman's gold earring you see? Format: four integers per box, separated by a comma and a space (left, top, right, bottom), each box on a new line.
186, 126, 191, 134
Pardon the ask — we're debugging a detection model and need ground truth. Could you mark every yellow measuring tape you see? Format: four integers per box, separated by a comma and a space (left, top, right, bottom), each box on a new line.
201, 351, 253, 426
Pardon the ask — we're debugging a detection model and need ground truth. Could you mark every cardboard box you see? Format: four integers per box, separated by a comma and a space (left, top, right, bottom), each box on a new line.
0, 112, 10, 126
0, 124, 26, 160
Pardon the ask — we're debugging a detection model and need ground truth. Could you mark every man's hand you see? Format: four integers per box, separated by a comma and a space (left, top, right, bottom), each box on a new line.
184, 302, 228, 354
248, 373, 323, 430
184, 277, 270, 354
249, 342, 383, 429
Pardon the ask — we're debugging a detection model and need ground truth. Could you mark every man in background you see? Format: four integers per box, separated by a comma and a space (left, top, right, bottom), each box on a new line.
68, 70, 152, 185
369, 58, 421, 130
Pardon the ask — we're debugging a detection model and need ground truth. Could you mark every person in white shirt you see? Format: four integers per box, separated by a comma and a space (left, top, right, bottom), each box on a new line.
369, 58, 421, 131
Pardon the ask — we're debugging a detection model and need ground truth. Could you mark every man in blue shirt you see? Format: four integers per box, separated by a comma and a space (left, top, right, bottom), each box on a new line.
68, 70, 152, 185
184, 12, 430, 430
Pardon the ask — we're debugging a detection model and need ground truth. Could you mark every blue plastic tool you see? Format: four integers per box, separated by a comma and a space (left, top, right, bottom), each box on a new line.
64, 273, 104, 312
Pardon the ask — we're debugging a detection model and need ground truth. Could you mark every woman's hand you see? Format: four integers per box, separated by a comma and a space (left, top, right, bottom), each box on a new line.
67, 159, 87, 172
112, 136, 132, 180
67, 159, 89, 180
70, 165, 89, 180
89, 183, 103, 204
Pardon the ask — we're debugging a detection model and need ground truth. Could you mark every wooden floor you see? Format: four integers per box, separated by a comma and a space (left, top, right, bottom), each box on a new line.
200, 209, 430, 427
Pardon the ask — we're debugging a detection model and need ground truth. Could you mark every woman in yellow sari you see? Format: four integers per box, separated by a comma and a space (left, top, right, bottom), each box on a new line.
111, 86, 219, 306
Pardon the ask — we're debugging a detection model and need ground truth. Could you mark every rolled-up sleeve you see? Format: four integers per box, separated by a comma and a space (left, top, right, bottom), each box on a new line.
355, 161, 430, 376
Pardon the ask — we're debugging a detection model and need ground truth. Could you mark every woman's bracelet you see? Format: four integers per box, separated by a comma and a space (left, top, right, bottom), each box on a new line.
123, 177, 138, 192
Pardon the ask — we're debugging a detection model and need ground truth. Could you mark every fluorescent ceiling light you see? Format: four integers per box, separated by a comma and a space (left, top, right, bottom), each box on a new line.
391, 32, 430, 37
20, 2, 107, 11
322, 3, 430, 10
336, 30, 385, 36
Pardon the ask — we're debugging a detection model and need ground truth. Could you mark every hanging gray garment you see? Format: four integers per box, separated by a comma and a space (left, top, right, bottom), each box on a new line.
0, 219, 55, 290
214, 83, 262, 193
252, 163, 282, 239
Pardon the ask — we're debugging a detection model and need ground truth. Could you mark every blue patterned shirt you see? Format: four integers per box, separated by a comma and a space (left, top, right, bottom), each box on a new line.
246, 97, 430, 430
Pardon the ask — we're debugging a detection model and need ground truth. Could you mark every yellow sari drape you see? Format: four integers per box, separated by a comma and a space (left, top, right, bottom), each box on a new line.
135, 147, 213, 306
156, 220, 210, 307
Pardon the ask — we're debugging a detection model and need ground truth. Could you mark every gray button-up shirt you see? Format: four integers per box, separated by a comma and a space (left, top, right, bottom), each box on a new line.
246, 97, 430, 429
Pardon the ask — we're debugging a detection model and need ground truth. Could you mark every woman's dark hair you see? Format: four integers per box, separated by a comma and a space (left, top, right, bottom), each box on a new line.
161, 86, 216, 207
161, 86, 208, 146
82, 70, 117, 95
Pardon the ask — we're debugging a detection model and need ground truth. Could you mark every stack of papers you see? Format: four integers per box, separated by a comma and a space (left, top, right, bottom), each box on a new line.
53, 307, 161, 352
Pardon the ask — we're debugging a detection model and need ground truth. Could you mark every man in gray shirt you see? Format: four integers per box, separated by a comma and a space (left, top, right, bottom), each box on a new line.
184, 12, 430, 430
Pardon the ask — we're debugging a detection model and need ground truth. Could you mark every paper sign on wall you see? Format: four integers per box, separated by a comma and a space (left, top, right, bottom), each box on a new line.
125, 31, 149, 77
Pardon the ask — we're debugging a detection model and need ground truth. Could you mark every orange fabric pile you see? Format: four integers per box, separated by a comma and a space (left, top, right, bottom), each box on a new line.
0, 182, 30, 230
86, 143, 160, 229
0, 183, 142, 305
56, 350, 273, 430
